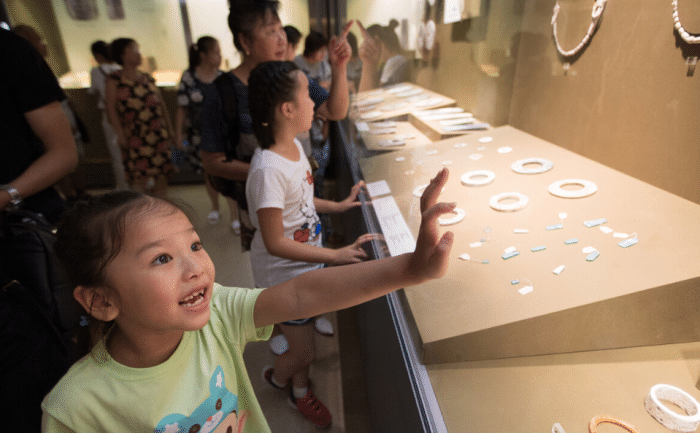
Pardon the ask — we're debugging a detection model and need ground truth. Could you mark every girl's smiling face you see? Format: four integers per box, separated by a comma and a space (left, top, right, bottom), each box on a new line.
245, 9, 287, 63
102, 204, 216, 337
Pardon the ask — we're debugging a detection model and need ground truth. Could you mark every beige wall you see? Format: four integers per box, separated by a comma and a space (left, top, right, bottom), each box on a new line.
8, 0, 310, 81
509, 0, 700, 204
411, 0, 700, 204
6, 0, 70, 76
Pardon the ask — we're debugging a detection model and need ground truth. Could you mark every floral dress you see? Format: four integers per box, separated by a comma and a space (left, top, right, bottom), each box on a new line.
111, 71, 174, 182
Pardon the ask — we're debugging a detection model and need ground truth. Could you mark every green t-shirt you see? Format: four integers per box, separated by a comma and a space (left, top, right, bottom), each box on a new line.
41, 284, 273, 433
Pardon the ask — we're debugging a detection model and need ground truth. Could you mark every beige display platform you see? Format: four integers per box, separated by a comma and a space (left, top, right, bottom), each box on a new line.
428, 341, 700, 433
358, 125, 700, 364
350, 82, 456, 123
356, 121, 432, 152
408, 112, 488, 142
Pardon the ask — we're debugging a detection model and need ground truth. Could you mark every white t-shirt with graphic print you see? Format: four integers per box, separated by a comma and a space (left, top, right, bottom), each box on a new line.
246, 138, 324, 288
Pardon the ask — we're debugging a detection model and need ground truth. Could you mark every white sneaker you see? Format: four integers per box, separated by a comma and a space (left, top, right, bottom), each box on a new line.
314, 317, 334, 336
207, 210, 221, 225
269, 334, 289, 356
231, 220, 241, 235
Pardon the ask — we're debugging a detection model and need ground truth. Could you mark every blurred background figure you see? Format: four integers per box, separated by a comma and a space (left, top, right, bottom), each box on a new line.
345, 31, 362, 94
14, 24, 89, 203
358, 19, 409, 91
105, 37, 175, 196
11, 24, 48, 58
283, 25, 302, 62
88, 40, 127, 190
175, 35, 240, 233
294, 30, 331, 89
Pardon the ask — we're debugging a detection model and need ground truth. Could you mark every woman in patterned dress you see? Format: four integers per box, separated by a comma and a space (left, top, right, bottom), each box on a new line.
106, 38, 175, 195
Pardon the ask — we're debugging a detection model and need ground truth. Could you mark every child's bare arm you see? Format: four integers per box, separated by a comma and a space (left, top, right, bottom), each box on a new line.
253, 168, 455, 328
257, 207, 373, 265
313, 181, 365, 213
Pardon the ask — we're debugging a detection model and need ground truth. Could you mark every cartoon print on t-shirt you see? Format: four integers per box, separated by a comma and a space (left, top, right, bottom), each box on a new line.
154, 366, 248, 433
294, 170, 321, 243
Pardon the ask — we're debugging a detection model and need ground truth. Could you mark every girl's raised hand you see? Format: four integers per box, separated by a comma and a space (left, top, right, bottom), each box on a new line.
329, 20, 354, 68
337, 180, 366, 212
331, 233, 380, 265
408, 168, 455, 281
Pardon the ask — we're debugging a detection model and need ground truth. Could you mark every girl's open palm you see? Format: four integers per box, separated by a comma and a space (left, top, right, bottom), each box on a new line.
409, 168, 455, 281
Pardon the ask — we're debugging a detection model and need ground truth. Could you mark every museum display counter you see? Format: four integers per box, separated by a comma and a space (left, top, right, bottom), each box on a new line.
354, 120, 432, 151
350, 83, 456, 123
333, 118, 700, 433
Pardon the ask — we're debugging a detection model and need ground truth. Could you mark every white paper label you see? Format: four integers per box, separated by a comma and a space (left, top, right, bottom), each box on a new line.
366, 180, 392, 198
373, 196, 415, 256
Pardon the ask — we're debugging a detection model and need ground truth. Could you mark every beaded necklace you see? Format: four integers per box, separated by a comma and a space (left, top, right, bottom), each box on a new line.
551, 0, 608, 57
673, 0, 700, 44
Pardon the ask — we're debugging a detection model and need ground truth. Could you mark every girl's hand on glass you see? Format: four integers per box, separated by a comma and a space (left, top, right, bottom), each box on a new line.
331, 233, 379, 265
337, 180, 365, 212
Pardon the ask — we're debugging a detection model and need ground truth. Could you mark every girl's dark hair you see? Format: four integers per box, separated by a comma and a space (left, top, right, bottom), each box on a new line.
284, 25, 302, 47
91, 40, 111, 61
248, 61, 300, 149
55, 191, 195, 290
109, 37, 136, 66
188, 35, 218, 70
227, 0, 280, 53
303, 31, 327, 58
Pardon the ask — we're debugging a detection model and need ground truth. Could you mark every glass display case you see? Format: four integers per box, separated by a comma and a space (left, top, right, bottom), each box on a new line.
334, 1, 700, 432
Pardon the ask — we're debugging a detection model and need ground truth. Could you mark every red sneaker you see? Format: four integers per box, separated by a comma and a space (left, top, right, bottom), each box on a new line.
288, 389, 332, 428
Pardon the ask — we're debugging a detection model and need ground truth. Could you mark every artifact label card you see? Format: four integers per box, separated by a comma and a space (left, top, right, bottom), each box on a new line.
372, 196, 416, 256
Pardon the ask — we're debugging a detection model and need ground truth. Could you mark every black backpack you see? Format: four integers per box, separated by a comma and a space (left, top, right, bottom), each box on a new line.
0, 209, 82, 335
0, 209, 82, 431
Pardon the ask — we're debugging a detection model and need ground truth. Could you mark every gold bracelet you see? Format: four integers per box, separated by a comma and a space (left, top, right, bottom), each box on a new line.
589, 415, 641, 433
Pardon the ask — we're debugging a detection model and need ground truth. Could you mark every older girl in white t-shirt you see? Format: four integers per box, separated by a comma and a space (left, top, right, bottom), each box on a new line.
245, 60, 379, 428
